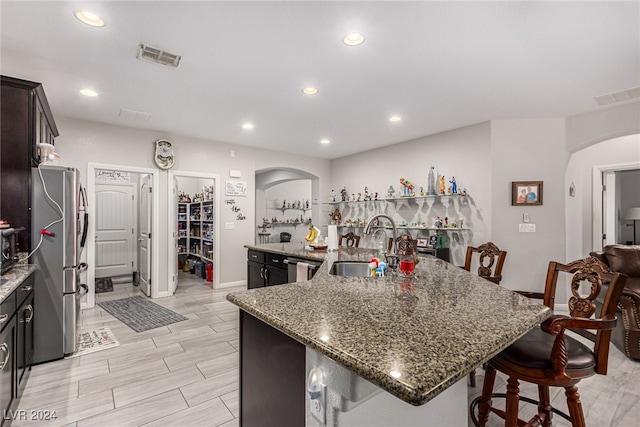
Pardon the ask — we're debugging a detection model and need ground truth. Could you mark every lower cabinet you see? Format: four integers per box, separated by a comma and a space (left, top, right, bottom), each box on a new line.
0, 271, 35, 426
247, 250, 288, 289
0, 311, 16, 426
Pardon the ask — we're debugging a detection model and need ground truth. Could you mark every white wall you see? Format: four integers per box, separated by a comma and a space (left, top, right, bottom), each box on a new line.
565, 134, 640, 261
490, 119, 568, 296
53, 117, 330, 293
330, 122, 492, 266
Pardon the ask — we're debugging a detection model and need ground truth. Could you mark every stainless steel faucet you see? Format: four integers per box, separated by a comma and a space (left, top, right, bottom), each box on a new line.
364, 214, 399, 268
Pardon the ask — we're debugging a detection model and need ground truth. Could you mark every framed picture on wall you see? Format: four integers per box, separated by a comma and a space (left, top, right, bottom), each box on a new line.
512, 181, 543, 206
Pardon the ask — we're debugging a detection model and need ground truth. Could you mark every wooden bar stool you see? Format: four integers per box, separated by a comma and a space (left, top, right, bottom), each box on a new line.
471, 257, 627, 427
338, 232, 360, 248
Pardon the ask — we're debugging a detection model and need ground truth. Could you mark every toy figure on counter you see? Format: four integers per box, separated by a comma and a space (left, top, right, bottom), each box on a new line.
387, 185, 395, 198
330, 190, 337, 202
449, 177, 457, 194
439, 175, 445, 194
341, 187, 348, 202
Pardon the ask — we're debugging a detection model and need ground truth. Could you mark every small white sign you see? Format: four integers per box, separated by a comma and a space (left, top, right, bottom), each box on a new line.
225, 180, 248, 196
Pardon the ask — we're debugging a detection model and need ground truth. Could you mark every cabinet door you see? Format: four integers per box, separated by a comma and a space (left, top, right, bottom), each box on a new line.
17, 291, 34, 391
247, 261, 265, 289
265, 265, 288, 287
0, 317, 15, 419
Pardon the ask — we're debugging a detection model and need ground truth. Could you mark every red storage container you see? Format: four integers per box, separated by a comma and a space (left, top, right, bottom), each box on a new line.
206, 263, 213, 282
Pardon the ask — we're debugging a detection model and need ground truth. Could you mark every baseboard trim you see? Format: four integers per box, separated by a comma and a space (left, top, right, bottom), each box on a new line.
217, 280, 246, 289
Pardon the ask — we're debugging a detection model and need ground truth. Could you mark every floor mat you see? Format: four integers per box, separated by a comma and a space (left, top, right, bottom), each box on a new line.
95, 277, 114, 293
67, 326, 119, 358
97, 296, 188, 332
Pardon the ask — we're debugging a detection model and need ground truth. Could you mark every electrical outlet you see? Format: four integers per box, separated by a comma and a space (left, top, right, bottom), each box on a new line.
519, 223, 536, 233
225, 222, 235, 230
523, 213, 529, 223
309, 384, 326, 424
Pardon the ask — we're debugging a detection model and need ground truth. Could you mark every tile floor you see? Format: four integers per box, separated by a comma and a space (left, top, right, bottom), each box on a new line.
14, 272, 640, 426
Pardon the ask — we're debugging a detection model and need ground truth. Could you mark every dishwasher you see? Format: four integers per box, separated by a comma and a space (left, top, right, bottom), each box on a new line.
284, 258, 322, 282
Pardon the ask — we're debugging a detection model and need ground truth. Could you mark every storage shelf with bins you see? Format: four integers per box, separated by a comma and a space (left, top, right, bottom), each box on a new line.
178, 200, 215, 264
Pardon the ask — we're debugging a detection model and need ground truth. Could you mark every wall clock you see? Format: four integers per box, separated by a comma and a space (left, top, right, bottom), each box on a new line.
154, 139, 174, 170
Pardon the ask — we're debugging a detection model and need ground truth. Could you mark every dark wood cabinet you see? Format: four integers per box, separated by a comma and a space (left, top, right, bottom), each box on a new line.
246, 249, 289, 289
1, 75, 59, 253
16, 281, 34, 397
0, 304, 16, 426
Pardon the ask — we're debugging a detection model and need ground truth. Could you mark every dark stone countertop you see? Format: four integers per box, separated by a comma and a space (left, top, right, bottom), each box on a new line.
0, 265, 37, 304
229, 246, 551, 406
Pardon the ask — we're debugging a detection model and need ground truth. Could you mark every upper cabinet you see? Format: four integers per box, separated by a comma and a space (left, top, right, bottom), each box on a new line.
1, 76, 59, 253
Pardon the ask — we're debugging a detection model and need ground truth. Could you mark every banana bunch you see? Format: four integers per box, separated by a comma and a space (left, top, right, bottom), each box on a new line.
305, 225, 319, 243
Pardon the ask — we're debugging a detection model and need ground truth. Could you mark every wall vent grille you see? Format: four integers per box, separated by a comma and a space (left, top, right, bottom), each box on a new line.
594, 86, 640, 105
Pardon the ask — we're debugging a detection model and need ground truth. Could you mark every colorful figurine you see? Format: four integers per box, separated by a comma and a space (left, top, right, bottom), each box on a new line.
419, 186, 424, 196
439, 175, 445, 195
449, 177, 457, 194
330, 190, 336, 202
341, 187, 348, 202
387, 185, 395, 198
374, 192, 379, 200
363, 187, 372, 201
399, 178, 415, 197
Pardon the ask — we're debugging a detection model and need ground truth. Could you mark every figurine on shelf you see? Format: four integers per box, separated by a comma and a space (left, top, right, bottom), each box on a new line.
399, 178, 415, 197
341, 187, 348, 202
330, 208, 342, 225
387, 185, 395, 199
427, 166, 437, 196
363, 187, 372, 201
305, 199, 309, 209
435, 216, 443, 228
282, 200, 286, 209
330, 190, 337, 202
374, 192, 379, 200
351, 193, 356, 202
439, 175, 445, 195
459, 218, 464, 228
419, 187, 424, 197
449, 177, 457, 194
444, 217, 449, 227
461, 188, 467, 196
357, 193, 362, 202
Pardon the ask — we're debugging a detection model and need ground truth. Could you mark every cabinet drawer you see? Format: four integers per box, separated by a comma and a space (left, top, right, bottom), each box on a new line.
0, 293, 15, 332
266, 252, 286, 269
247, 250, 265, 263
15, 273, 34, 309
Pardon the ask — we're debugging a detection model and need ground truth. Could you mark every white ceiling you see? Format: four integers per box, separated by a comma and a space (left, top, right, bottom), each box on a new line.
1, 1, 639, 159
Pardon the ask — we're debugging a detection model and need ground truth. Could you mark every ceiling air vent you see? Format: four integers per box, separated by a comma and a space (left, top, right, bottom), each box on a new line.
594, 86, 640, 105
136, 43, 181, 68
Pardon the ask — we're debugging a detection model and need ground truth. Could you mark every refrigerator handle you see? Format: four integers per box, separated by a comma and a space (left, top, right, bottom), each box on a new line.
79, 185, 89, 249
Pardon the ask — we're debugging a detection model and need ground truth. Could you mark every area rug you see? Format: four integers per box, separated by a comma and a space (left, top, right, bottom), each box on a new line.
95, 277, 114, 293
67, 326, 119, 358
97, 296, 188, 332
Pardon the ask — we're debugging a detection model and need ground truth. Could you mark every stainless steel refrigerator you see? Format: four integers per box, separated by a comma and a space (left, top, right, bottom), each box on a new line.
31, 165, 88, 363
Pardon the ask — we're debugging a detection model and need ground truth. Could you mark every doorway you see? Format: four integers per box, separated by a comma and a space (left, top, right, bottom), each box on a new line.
167, 170, 220, 295
86, 163, 160, 309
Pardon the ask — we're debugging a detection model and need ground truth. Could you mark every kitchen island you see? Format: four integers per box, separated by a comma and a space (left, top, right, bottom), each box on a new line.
228, 245, 552, 426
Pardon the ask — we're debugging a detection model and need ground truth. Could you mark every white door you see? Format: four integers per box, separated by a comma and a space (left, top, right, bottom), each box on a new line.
95, 184, 135, 278
138, 175, 152, 296
602, 171, 617, 248
170, 177, 179, 295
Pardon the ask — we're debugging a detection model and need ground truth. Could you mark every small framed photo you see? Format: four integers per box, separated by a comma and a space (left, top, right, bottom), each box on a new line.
416, 238, 428, 248
512, 181, 543, 206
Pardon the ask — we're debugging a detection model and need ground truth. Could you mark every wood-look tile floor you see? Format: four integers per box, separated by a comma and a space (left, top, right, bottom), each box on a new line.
15, 272, 640, 426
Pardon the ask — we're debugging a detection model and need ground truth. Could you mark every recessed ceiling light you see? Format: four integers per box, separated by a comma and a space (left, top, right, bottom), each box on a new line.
242, 123, 254, 130
320, 139, 330, 145
389, 116, 402, 122
79, 89, 98, 97
74, 10, 105, 27
343, 32, 365, 46
302, 87, 319, 95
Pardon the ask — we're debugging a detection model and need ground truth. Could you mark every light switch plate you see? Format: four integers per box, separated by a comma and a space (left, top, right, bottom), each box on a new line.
225, 222, 235, 230
229, 169, 241, 178
519, 223, 536, 233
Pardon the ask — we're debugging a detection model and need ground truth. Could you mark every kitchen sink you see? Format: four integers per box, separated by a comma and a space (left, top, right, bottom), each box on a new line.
329, 262, 374, 278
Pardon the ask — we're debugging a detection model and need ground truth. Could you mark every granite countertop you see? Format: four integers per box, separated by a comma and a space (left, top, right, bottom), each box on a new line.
0, 265, 37, 304
228, 247, 552, 406
244, 242, 333, 261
